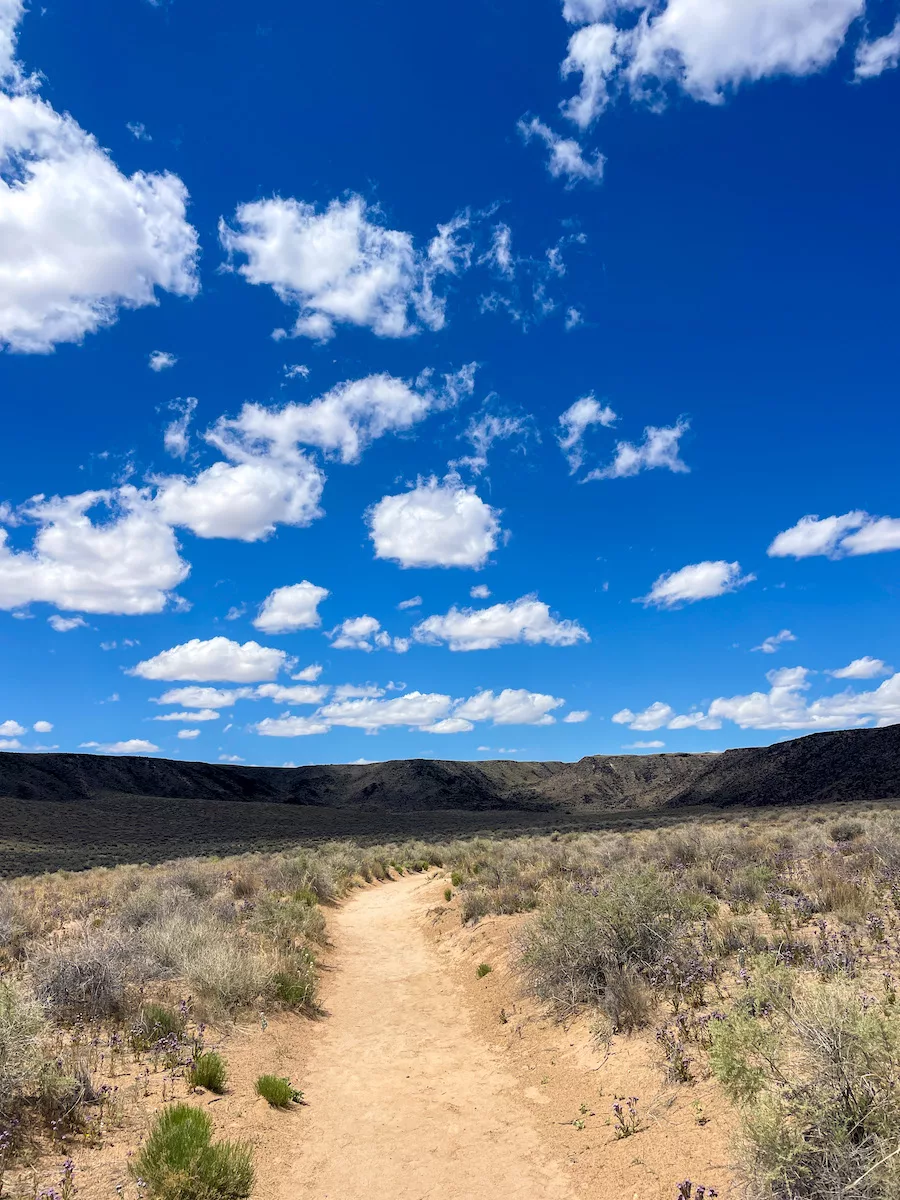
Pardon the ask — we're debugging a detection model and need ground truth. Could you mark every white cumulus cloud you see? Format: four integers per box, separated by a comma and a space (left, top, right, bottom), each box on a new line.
130, 637, 287, 682
613, 701, 721, 731
767, 511, 900, 559
317, 691, 453, 732
454, 689, 564, 726
155, 457, 325, 543
612, 702, 675, 731
79, 739, 159, 755
451, 411, 531, 476
254, 683, 330, 705
153, 369, 475, 545
220, 193, 463, 341
0, 487, 188, 615
33, 720, 52, 733
0, 719, 25, 736
559, 0, 866, 129
642, 665, 900, 732
152, 708, 221, 721
47, 614, 87, 632
292, 663, 323, 682
422, 717, 475, 734
827, 656, 892, 680
177, 728, 200, 740
413, 594, 589, 651
326, 616, 405, 654
368, 474, 501, 569
855, 17, 900, 77
332, 684, 385, 700
151, 686, 249, 709
253, 581, 329, 634
162, 397, 197, 460
149, 351, 177, 372
254, 715, 331, 738
563, 710, 590, 723
209, 369, 474, 466
639, 560, 755, 608
0, 5, 198, 353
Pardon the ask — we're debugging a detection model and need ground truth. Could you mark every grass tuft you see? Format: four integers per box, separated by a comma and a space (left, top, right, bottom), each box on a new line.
188, 1051, 227, 1094
255, 1074, 302, 1108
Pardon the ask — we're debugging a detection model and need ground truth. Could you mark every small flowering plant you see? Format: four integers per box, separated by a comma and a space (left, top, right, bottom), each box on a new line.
676, 1181, 719, 1199
611, 1095, 643, 1139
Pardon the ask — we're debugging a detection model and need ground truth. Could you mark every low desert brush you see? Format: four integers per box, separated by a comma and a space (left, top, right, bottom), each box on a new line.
29, 928, 137, 1021
0, 978, 46, 1118
518, 867, 685, 1024
132, 1103, 254, 1200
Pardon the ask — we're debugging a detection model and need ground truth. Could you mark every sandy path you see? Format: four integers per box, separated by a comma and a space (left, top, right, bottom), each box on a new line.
280, 874, 580, 1200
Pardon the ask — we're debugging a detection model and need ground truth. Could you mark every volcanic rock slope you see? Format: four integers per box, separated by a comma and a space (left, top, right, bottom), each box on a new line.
0, 725, 898, 812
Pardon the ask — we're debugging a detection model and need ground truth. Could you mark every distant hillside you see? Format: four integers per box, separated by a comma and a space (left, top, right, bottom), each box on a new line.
1, 724, 899, 813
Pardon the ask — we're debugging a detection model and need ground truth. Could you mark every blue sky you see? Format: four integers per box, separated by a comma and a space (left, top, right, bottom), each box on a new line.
1, 0, 899, 765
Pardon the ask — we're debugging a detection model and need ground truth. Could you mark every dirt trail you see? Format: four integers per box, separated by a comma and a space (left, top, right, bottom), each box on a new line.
279, 874, 581, 1200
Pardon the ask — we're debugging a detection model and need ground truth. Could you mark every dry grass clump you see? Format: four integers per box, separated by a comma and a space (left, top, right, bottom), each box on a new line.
29, 928, 140, 1022
0, 979, 46, 1120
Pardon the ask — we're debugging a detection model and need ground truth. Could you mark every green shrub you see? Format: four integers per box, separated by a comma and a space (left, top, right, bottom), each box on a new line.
476, 963, 492, 978
729, 866, 774, 905
709, 1010, 776, 1103
255, 1074, 302, 1108
131, 1002, 185, 1050
460, 889, 493, 923
444, 887, 453, 902
188, 1052, 227, 1094
450, 871, 463, 888
132, 1103, 254, 1200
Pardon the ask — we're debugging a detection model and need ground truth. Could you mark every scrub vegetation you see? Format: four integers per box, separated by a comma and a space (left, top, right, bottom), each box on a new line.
445, 803, 900, 1199
2, 802, 900, 1197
